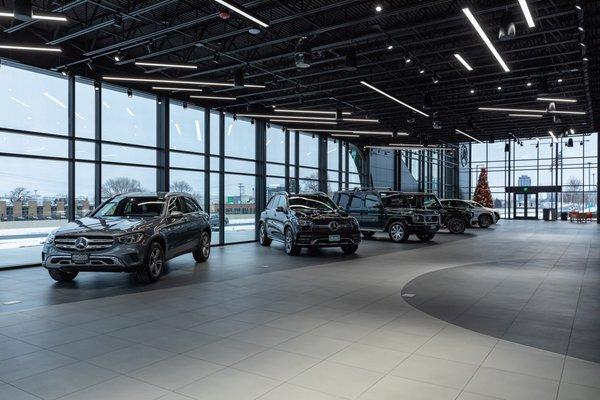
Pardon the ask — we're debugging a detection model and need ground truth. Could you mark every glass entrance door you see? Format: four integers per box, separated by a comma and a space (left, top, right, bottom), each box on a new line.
513, 193, 539, 219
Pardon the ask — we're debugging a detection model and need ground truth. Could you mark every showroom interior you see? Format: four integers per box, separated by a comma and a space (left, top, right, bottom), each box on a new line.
0, 0, 599, 399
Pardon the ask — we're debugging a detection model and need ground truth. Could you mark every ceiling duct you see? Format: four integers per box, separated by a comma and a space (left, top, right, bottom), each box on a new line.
498, 9, 516, 41
294, 37, 311, 69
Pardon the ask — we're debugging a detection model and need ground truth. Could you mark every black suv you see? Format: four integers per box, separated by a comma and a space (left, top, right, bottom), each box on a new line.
403, 192, 474, 234
333, 188, 441, 242
259, 192, 361, 255
42, 192, 212, 283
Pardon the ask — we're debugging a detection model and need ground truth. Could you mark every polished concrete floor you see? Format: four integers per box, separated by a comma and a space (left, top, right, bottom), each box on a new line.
0, 220, 599, 400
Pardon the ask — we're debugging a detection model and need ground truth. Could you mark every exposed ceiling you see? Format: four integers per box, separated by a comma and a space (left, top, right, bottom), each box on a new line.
0, 0, 597, 146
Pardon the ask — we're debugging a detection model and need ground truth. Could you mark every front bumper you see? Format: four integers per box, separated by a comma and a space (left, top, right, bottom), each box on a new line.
295, 232, 361, 247
42, 242, 145, 273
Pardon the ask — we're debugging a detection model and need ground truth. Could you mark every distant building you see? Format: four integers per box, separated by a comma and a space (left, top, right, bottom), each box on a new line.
518, 175, 531, 187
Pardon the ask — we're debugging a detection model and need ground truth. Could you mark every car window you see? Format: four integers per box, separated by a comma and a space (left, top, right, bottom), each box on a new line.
167, 196, 186, 214
277, 195, 288, 210
183, 197, 200, 213
349, 195, 363, 209
364, 194, 380, 209
337, 193, 350, 209
266, 196, 277, 210
381, 193, 406, 207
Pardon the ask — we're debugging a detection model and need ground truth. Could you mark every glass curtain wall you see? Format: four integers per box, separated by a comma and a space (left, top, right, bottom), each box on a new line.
0, 61, 369, 268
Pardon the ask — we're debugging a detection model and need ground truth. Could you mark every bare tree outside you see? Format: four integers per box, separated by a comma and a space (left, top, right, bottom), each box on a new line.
8, 187, 31, 204
170, 180, 193, 193
563, 177, 583, 204
102, 177, 143, 198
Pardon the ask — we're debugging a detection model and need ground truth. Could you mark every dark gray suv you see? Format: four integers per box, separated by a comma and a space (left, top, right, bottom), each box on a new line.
42, 192, 211, 283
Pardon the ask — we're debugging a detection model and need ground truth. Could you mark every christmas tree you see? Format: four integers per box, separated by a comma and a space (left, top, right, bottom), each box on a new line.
473, 167, 493, 208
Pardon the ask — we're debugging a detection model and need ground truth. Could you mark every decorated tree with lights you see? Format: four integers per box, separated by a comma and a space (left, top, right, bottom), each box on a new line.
473, 167, 493, 208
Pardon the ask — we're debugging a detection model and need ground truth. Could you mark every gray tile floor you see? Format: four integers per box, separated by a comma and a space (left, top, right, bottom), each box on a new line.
0, 220, 598, 400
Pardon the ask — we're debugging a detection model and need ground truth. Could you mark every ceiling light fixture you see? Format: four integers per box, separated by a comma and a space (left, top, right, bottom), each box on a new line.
274, 108, 352, 116
517, 0, 535, 28
375, 3, 382, 12
189, 95, 236, 100
212, 0, 269, 28
135, 61, 198, 69
470, 89, 475, 94
455, 129, 482, 143
360, 81, 429, 117
331, 134, 360, 138
548, 130, 558, 143
270, 119, 337, 125
508, 113, 544, 118
526, 81, 532, 87
453, 53, 474, 71
0, 10, 15, 17
103, 76, 265, 88
479, 106, 545, 113
557, 78, 563, 83
536, 97, 577, 103
289, 128, 396, 136
0, 44, 61, 52
548, 110, 586, 115
31, 12, 68, 22
152, 86, 204, 92
462, 8, 510, 72
113, 50, 124, 62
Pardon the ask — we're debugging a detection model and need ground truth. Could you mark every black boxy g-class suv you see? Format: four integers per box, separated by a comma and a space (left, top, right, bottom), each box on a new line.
259, 191, 361, 255
42, 192, 212, 283
333, 188, 441, 242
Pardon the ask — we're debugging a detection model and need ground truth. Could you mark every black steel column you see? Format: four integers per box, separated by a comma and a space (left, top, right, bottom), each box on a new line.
219, 112, 225, 244
255, 121, 266, 240
343, 142, 349, 189
337, 139, 343, 192
318, 135, 327, 192
284, 128, 290, 193
204, 109, 210, 212
294, 130, 300, 193
156, 98, 169, 192
94, 81, 102, 207
67, 76, 75, 221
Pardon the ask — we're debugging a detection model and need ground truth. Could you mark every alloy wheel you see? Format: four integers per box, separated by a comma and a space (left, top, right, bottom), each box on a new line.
390, 223, 404, 241
201, 234, 210, 258
149, 247, 163, 278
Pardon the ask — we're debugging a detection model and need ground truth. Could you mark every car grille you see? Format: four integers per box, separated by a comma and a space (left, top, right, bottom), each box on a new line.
424, 215, 439, 223
54, 236, 115, 251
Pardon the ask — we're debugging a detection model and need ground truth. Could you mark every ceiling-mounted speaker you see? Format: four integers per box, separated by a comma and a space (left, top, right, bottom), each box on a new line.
294, 37, 311, 69
567, 138, 574, 147
345, 48, 357, 71
498, 10, 516, 41
547, 101, 556, 112
234, 69, 245, 88
14, 0, 33, 21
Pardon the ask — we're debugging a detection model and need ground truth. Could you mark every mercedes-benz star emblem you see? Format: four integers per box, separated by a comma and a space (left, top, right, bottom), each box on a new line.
328, 221, 339, 231
74, 237, 89, 251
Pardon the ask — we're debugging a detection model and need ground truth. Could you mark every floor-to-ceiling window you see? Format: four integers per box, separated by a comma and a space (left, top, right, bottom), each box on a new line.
266, 124, 286, 200
299, 131, 320, 191
327, 138, 342, 196
348, 144, 363, 189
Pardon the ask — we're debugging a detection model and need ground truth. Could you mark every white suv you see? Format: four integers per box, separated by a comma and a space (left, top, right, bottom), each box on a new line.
441, 199, 500, 228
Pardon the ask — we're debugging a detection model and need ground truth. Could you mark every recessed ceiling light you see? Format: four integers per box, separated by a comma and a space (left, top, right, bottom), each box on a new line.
517, 0, 535, 28
470, 89, 475, 94
557, 78, 563, 83
212, 0, 269, 28
189, 95, 236, 100
248, 28, 261, 35
497, 86, 502, 90
575, 5, 582, 11
580, 42, 586, 47
583, 57, 588, 62
508, 113, 544, 118
135, 61, 198, 69
360, 81, 429, 117
526, 81, 532, 87
454, 53, 474, 71
462, 8, 510, 72
569, 128, 575, 134
578, 27, 584, 32
0, 44, 61, 52
537, 97, 577, 103
375, 4, 382, 12
455, 129, 482, 143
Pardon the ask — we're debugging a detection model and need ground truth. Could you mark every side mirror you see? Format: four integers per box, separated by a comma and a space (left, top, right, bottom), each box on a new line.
275, 206, 286, 213
170, 211, 184, 218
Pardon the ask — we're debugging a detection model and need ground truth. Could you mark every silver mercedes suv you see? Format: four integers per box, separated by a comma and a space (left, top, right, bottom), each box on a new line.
42, 192, 211, 283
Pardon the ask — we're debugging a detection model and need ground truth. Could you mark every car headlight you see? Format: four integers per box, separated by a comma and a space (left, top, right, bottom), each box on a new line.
117, 233, 145, 244
298, 219, 313, 227
45, 232, 55, 244
412, 214, 423, 223
349, 217, 359, 228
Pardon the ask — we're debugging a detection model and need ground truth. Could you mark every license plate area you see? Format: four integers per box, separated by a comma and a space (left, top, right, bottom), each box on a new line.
71, 253, 89, 264
429, 224, 437, 230
329, 234, 341, 242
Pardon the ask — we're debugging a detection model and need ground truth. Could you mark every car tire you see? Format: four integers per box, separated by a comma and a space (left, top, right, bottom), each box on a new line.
416, 233, 435, 241
48, 269, 78, 282
193, 231, 211, 263
447, 218, 466, 234
284, 228, 301, 256
478, 214, 493, 228
341, 244, 358, 254
259, 223, 272, 246
361, 231, 375, 239
388, 221, 409, 243
137, 241, 164, 283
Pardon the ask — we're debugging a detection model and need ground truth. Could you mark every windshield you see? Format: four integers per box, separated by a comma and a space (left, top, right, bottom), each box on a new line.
94, 197, 165, 218
289, 195, 337, 212
404, 194, 441, 208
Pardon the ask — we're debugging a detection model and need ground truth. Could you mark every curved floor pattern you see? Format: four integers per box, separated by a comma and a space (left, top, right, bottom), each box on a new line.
402, 258, 600, 363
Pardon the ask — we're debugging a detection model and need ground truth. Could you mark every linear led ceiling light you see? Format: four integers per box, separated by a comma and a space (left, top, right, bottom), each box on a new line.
152, 86, 204, 92
462, 8, 510, 72
270, 119, 338, 125
478, 106, 545, 113
0, 44, 61, 52
455, 129, 482, 143
189, 95, 236, 101
548, 130, 558, 143
360, 81, 429, 117
235, 114, 379, 123
135, 61, 198, 69
366, 146, 455, 151
548, 110, 585, 115
103, 76, 264, 88
536, 97, 577, 103
517, 0, 535, 28
288, 128, 396, 136
212, 0, 269, 28
31, 12, 68, 21
330, 134, 360, 138
0, 9, 14, 17
453, 53, 474, 71
274, 108, 352, 116
508, 113, 543, 118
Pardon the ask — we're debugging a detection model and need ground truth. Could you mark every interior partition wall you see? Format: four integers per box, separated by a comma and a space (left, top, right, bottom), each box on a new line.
0, 60, 367, 268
